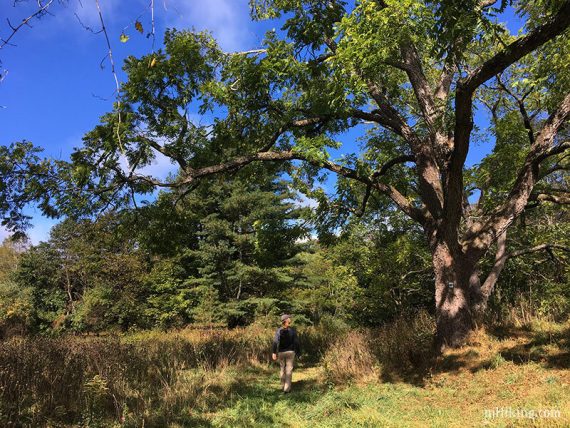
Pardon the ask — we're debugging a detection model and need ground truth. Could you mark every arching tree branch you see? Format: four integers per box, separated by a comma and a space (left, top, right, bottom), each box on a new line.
448, 1, 570, 241
465, 91, 570, 255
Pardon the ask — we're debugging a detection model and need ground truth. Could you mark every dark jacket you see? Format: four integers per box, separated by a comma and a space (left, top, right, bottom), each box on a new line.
272, 326, 300, 354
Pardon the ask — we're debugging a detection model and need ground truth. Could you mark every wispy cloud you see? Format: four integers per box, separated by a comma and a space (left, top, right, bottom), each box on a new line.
0, 226, 10, 243
163, 0, 254, 51
118, 150, 178, 183
295, 194, 319, 209
70, 0, 118, 30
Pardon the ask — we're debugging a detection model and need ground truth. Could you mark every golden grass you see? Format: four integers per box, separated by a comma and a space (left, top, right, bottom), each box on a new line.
0, 317, 568, 427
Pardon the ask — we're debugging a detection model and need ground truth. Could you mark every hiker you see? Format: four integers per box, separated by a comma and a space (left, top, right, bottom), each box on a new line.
272, 314, 301, 393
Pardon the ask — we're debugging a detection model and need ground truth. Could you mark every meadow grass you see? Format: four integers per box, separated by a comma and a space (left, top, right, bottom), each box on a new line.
0, 316, 568, 427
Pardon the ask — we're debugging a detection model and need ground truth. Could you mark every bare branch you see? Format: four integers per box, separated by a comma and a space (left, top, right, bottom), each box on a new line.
1, 0, 55, 49
371, 154, 415, 179
94, 0, 124, 156
73, 12, 103, 34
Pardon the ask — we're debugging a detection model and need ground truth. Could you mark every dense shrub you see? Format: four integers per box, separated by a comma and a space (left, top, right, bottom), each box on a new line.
322, 330, 379, 385
372, 310, 435, 372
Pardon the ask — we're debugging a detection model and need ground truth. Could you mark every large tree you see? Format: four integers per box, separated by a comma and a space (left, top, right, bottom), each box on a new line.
39, 0, 570, 350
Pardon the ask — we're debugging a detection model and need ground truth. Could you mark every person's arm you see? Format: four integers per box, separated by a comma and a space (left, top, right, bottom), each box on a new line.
272, 328, 280, 359
293, 328, 301, 355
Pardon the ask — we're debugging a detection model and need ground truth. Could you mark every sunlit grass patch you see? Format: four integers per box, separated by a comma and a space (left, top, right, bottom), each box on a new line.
1, 319, 568, 426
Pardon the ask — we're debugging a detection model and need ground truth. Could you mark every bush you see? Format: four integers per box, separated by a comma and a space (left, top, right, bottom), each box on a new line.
320, 311, 435, 384
0, 280, 34, 338
322, 330, 379, 385
372, 310, 435, 372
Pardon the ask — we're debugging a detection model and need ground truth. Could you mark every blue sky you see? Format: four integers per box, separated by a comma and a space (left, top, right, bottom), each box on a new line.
1, 0, 267, 243
0, 1, 522, 243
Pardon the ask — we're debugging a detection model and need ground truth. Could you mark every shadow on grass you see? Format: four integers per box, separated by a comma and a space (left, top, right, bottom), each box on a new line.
144, 413, 215, 428
432, 324, 570, 377
199, 362, 326, 426
377, 324, 570, 386
493, 325, 569, 369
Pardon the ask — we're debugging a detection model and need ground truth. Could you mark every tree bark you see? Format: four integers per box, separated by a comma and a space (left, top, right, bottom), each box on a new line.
432, 242, 478, 352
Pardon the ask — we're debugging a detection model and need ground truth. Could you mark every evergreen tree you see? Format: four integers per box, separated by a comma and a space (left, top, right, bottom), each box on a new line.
137, 166, 309, 327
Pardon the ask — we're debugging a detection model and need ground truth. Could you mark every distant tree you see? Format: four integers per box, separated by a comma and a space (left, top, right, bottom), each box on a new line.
0, 238, 33, 337
326, 220, 434, 326
0, 238, 24, 282
13, 215, 149, 331
287, 248, 362, 323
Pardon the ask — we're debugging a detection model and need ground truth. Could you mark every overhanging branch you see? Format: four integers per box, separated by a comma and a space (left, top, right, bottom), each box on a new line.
465, 91, 570, 256
174, 150, 428, 225
449, 1, 570, 237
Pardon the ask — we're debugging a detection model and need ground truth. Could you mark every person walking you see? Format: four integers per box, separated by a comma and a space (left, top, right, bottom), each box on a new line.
272, 314, 301, 393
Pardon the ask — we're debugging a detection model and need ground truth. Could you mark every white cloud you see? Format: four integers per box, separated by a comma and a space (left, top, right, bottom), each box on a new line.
138, 151, 178, 180
295, 194, 319, 209
70, 0, 117, 29
118, 150, 178, 182
0, 226, 10, 243
165, 0, 254, 51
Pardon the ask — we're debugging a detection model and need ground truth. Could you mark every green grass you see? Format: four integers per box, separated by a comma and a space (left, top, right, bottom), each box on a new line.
1, 319, 569, 427
185, 321, 570, 428
162, 358, 569, 428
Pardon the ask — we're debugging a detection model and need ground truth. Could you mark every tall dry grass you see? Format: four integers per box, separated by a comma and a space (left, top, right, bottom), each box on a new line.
321, 310, 436, 384
0, 328, 263, 426
321, 329, 380, 384
0, 324, 335, 426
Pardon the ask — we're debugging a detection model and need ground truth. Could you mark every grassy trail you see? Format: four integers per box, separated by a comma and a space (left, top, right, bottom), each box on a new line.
197, 327, 570, 428
2, 321, 568, 427
195, 361, 569, 428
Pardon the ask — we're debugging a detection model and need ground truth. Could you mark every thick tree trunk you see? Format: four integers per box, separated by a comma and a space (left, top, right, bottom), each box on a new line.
432, 242, 478, 353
